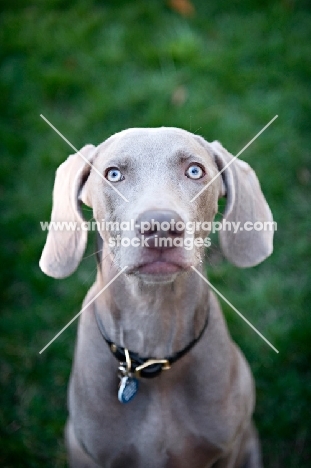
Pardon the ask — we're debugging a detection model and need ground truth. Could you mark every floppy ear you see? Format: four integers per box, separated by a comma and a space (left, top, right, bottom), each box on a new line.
209, 140, 274, 267
39, 145, 97, 278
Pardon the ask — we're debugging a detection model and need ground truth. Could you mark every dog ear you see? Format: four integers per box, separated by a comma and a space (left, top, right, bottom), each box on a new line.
210, 140, 274, 267
39, 145, 97, 278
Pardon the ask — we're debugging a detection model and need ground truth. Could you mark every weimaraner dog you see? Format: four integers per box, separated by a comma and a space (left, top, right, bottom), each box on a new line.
40, 128, 273, 467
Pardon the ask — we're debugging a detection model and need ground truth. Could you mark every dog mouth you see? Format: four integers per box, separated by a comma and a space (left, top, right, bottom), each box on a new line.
136, 261, 182, 275
127, 260, 191, 277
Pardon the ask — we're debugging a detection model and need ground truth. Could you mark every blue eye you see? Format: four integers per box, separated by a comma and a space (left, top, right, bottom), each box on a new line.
185, 164, 204, 180
106, 168, 124, 182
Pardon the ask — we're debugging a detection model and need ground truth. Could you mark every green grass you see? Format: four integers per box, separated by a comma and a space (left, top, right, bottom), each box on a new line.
1, 0, 311, 466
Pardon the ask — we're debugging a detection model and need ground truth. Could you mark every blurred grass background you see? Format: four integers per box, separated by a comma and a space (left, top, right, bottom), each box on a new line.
1, 0, 310, 466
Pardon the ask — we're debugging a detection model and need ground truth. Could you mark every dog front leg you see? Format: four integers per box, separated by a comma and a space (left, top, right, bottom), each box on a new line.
65, 420, 101, 468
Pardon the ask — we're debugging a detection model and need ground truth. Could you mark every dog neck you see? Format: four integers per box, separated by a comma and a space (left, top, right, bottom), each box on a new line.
95, 259, 209, 359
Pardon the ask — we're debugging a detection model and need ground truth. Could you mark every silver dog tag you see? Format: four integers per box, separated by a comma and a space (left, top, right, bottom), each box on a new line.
118, 376, 139, 404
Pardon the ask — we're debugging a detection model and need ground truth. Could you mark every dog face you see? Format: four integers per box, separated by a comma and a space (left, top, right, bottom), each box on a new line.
86, 128, 220, 282
40, 128, 273, 281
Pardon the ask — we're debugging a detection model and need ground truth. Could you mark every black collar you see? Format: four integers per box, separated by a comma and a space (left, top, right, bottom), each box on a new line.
95, 308, 209, 379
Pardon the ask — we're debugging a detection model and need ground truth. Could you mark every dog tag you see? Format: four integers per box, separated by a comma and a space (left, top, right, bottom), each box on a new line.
118, 376, 139, 404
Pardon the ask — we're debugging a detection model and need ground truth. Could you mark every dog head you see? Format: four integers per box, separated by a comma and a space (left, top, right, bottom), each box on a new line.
39, 128, 273, 282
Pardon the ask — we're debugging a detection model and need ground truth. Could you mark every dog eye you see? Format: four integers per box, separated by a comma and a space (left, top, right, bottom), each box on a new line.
185, 164, 204, 180
105, 168, 124, 182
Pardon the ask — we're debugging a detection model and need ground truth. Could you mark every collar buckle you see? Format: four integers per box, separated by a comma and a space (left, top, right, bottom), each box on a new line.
134, 359, 170, 378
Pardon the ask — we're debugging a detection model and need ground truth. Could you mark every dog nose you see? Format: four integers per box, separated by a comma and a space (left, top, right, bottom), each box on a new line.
136, 210, 185, 249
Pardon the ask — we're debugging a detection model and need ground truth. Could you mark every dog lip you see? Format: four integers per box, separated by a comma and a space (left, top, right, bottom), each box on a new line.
129, 261, 188, 275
